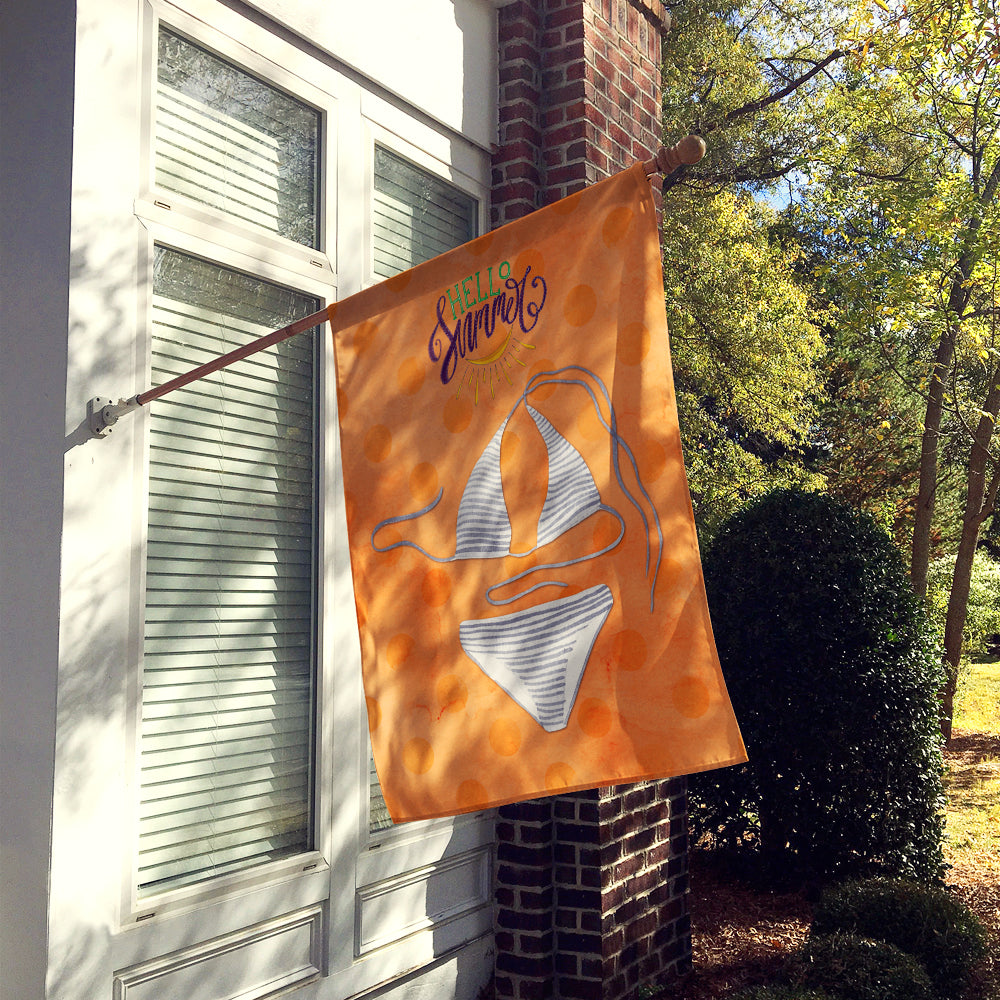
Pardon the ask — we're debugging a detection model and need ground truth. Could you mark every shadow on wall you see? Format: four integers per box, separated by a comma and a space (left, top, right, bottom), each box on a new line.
44, 208, 152, 998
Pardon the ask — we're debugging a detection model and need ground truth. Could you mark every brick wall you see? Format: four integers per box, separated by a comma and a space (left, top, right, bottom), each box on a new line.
490, 4, 692, 998
492, 0, 667, 227
494, 781, 691, 1000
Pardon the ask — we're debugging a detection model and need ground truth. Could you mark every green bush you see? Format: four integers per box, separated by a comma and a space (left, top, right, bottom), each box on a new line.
811, 878, 988, 999
691, 488, 946, 882
792, 933, 934, 1000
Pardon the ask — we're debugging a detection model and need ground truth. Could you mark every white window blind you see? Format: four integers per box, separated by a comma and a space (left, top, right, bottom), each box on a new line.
372, 146, 477, 280
156, 27, 320, 248
138, 247, 319, 895
368, 147, 477, 832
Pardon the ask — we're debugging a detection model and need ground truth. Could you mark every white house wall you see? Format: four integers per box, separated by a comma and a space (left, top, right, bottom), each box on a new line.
0, 1, 499, 998
243, 0, 498, 152
0, 1, 77, 996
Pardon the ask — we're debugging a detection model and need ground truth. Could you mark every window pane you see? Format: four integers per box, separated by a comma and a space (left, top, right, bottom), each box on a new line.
372, 146, 476, 278
156, 28, 320, 248
369, 149, 478, 832
138, 247, 318, 895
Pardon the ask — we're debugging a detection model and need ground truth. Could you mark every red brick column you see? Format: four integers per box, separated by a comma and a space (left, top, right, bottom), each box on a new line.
491, 3, 692, 998
493, 0, 668, 227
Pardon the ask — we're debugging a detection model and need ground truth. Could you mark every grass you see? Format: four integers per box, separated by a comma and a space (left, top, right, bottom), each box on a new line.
945, 659, 1000, 868
941, 658, 1000, 1000
956, 658, 1000, 733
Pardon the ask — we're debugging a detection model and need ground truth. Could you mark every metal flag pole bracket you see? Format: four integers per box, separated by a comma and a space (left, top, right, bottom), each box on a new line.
86, 139, 704, 440
88, 395, 142, 438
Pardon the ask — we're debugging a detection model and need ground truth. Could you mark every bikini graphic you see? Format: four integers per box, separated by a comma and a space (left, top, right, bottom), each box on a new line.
371, 365, 663, 732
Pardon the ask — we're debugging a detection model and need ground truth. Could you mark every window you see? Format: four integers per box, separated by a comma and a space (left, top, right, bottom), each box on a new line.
139, 248, 319, 895
55, 0, 497, 992
136, 26, 323, 897
155, 28, 320, 247
118, 8, 493, 991
372, 145, 477, 280
367, 146, 477, 833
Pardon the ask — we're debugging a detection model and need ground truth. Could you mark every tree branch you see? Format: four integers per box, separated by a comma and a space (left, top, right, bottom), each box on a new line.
703, 49, 847, 133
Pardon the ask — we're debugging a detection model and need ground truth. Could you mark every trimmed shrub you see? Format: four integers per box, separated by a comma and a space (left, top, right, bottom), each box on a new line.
691, 489, 946, 881
812, 878, 988, 999
792, 933, 934, 1000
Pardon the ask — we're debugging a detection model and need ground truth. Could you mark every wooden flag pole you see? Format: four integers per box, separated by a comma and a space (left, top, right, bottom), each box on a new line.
87, 308, 330, 437
88, 137, 706, 437
136, 308, 329, 406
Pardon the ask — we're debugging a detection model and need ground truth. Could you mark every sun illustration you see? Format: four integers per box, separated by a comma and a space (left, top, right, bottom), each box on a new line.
456, 326, 535, 403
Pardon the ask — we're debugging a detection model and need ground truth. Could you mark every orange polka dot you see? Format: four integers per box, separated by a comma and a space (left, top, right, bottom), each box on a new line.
545, 761, 577, 791
365, 697, 381, 732
617, 322, 651, 366
578, 698, 612, 737
551, 190, 583, 215
344, 491, 357, 530
672, 675, 711, 718
501, 430, 521, 463
397, 357, 425, 395
444, 395, 473, 433
353, 321, 378, 354
654, 557, 688, 605
403, 738, 434, 774
489, 717, 522, 756
575, 404, 605, 442
564, 285, 597, 327
422, 568, 452, 607
386, 270, 412, 293
355, 597, 368, 629
456, 779, 489, 809
387, 633, 414, 669
466, 233, 495, 257
611, 629, 647, 671
661, 556, 684, 581
436, 674, 468, 714
409, 462, 439, 505
364, 424, 392, 463
602, 206, 634, 246
513, 249, 545, 281
638, 439, 668, 482
593, 513, 621, 551
337, 389, 349, 420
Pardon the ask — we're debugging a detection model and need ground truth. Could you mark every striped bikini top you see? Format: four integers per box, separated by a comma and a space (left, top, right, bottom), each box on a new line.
371, 366, 662, 609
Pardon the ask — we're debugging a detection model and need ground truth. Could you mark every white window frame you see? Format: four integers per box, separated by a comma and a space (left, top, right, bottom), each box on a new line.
111, 1, 496, 991
123, 0, 340, 931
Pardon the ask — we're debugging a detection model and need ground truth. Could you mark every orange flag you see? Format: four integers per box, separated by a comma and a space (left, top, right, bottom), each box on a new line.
330, 163, 746, 822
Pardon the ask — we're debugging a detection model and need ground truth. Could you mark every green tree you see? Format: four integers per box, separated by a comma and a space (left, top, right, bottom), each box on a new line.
661, 0, 853, 195
659, 1, 848, 537
663, 189, 825, 538
783, 204, 969, 550
693, 490, 946, 883
802, 0, 1000, 736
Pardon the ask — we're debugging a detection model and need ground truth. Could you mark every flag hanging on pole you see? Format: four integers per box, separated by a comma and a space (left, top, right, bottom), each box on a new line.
329, 163, 746, 822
